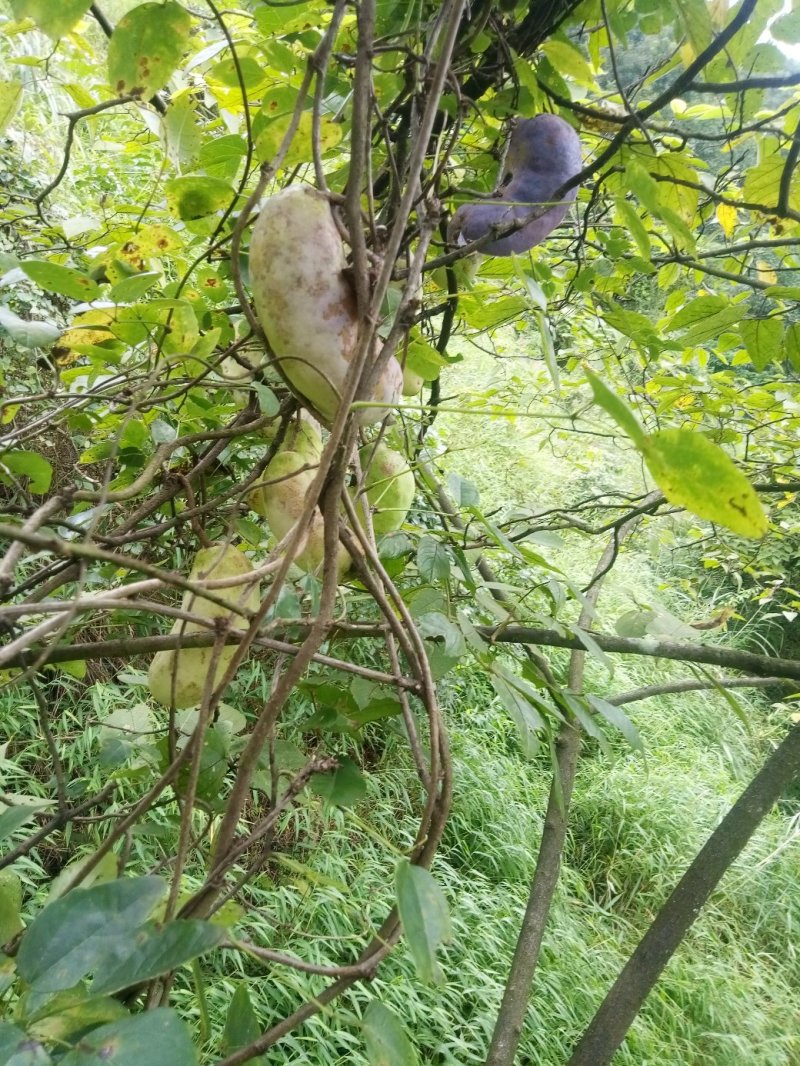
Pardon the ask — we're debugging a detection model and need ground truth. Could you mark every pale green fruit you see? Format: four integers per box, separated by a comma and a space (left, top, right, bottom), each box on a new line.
286, 412, 323, 460
356, 443, 415, 535
148, 544, 260, 708
257, 411, 323, 459
217, 351, 264, 383
402, 365, 425, 397
250, 449, 349, 577
249, 185, 403, 424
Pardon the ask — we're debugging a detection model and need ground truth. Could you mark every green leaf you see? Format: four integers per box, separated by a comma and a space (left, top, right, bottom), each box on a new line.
17, 876, 166, 993
673, 0, 713, 57
738, 317, 782, 371
58, 1009, 196, 1065
107, 2, 192, 101
416, 612, 466, 659
446, 471, 479, 508
20, 261, 100, 301
536, 310, 559, 393
771, 9, 800, 43
560, 692, 610, 754
585, 370, 647, 448
91, 920, 225, 995
198, 135, 247, 182
491, 665, 548, 759
165, 175, 234, 223
615, 198, 650, 258
642, 429, 768, 538
743, 156, 800, 213
600, 304, 662, 356
395, 860, 451, 985
0, 803, 37, 842
0, 306, 60, 349
310, 757, 366, 808
785, 321, 800, 371
363, 1001, 420, 1066
253, 97, 342, 169
0, 80, 23, 134
587, 695, 645, 755
540, 39, 595, 89
403, 330, 447, 380
416, 536, 451, 582
222, 984, 266, 1062
0, 1023, 50, 1065
162, 94, 201, 170
10, 0, 91, 39
110, 272, 161, 303
1, 450, 53, 493
0, 871, 23, 942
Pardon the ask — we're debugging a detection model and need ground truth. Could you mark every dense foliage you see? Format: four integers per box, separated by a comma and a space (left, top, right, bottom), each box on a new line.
1, 0, 799, 1063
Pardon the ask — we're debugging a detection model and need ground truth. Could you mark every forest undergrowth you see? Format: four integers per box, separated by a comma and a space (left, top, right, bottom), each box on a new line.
4, 346, 798, 1065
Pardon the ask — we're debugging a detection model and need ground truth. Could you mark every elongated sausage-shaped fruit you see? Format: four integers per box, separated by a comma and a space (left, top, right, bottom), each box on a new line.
249, 185, 402, 424
354, 443, 415, 535
148, 544, 259, 708
448, 114, 581, 256
250, 449, 350, 577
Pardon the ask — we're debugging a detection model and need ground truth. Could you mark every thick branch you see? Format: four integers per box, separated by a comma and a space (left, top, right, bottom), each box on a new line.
479, 626, 800, 681
2, 630, 417, 691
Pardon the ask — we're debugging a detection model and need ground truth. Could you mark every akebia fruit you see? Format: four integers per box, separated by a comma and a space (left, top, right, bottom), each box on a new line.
250, 448, 349, 577
402, 364, 425, 397
286, 411, 323, 462
448, 114, 582, 256
248, 185, 403, 424
355, 443, 415, 535
148, 544, 259, 708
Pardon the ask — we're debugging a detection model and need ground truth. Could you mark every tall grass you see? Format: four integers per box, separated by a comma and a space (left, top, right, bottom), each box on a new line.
3, 344, 798, 1065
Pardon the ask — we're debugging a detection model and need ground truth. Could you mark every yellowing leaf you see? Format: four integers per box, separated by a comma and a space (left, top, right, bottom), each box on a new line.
0, 80, 22, 134
716, 202, 737, 237
107, 1, 192, 100
642, 429, 768, 538
755, 260, 777, 286
540, 39, 595, 89
10, 0, 91, 39
56, 308, 118, 357
255, 112, 342, 168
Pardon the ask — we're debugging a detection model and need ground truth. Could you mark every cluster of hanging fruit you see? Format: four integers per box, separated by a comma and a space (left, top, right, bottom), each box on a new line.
147, 112, 582, 708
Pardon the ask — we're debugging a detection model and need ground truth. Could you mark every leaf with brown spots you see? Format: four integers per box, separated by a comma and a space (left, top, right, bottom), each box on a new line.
10, 0, 92, 39
642, 428, 768, 539
107, 1, 192, 101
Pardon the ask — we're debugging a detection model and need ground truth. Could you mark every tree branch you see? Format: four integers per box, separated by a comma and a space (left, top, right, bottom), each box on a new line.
610, 675, 793, 707
567, 722, 800, 1066
478, 626, 800, 681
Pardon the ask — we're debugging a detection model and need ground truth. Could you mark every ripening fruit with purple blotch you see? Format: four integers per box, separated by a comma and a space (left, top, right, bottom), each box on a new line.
448, 114, 582, 256
248, 185, 403, 424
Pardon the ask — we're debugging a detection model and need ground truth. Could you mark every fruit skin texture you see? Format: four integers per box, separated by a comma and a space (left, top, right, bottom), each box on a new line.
356, 443, 415, 535
249, 185, 402, 424
447, 114, 582, 256
250, 449, 349, 577
148, 544, 260, 708
259, 411, 323, 461
402, 364, 425, 397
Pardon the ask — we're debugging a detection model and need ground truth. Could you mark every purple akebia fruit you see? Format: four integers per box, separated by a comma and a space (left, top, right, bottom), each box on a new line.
448, 113, 582, 256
